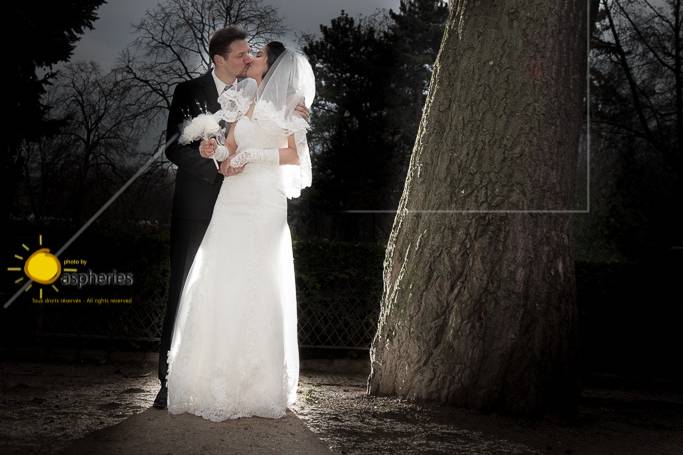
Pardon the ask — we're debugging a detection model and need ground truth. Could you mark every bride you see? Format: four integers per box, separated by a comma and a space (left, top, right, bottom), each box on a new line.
165, 42, 315, 422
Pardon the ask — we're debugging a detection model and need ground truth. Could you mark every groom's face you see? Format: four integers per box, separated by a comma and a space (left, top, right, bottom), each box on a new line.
222, 39, 252, 78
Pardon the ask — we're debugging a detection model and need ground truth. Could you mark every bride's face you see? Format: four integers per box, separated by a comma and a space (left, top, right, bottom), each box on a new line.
246, 46, 269, 82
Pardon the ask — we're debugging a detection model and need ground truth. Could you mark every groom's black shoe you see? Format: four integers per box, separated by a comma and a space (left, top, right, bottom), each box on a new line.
153, 385, 167, 409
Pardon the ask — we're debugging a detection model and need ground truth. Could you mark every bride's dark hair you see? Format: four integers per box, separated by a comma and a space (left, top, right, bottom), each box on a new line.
264, 41, 286, 77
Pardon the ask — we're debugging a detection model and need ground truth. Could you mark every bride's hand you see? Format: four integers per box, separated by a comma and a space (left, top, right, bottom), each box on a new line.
219, 153, 245, 177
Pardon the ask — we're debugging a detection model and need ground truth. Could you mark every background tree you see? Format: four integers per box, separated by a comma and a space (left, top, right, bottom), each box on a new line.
582, 0, 682, 261
301, 11, 394, 239
301, 4, 447, 241
119, 0, 285, 122
368, 0, 588, 415
4, 1, 105, 222
18, 62, 161, 225
384, 0, 449, 202
13, 0, 287, 228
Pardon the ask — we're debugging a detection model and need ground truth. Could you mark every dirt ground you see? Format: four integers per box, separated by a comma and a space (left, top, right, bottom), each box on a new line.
1, 350, 682, 454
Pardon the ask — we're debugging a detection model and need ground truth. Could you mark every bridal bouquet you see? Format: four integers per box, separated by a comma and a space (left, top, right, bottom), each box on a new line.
177, 80, 256, 169
179, 112, 226, 169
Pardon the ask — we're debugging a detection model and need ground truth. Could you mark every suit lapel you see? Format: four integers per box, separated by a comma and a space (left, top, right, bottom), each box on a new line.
200, 71, 220, 113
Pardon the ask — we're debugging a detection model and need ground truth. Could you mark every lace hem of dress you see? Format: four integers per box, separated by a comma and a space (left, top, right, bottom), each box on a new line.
169, 406, 287, 422
167, 389, 288, 422
166, 345, 292, 421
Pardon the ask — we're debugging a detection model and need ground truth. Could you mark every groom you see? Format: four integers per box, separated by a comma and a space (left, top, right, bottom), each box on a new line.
154, 26, 309, 409
153, 26, 252, 409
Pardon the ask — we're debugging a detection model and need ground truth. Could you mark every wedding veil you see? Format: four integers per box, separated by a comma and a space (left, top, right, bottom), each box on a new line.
252, 48, 316, 199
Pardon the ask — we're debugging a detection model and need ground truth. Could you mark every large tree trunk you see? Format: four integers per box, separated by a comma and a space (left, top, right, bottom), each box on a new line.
367, 0, 587, 416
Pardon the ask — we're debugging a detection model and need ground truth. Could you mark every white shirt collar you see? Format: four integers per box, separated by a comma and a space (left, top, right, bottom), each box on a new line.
211, 68, 236, 94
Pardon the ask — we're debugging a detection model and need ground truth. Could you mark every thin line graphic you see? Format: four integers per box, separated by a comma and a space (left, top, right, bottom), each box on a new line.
3, 134, 178, 310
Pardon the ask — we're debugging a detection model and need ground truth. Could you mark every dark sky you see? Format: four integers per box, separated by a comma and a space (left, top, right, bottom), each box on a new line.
72, 0, 401, 70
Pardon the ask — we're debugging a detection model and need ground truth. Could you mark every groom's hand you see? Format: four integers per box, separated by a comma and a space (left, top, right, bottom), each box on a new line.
199, 138, 217, 158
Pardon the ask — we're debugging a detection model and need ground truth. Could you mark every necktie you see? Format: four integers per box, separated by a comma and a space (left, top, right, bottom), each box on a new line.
218, 85, 231, 128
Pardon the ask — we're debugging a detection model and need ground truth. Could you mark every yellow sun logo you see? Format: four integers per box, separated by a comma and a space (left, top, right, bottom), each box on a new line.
24, 248, 61, 284
6, 234, 77, 300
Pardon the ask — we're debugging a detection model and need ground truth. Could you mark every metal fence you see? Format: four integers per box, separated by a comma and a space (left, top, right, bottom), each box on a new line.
4, 217, 386, 352
30, 300, 380, 350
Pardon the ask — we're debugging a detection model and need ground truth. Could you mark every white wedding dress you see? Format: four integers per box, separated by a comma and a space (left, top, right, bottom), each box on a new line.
165, 113, 300, 421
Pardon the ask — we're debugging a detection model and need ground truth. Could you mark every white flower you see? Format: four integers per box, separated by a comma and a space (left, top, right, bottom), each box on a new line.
216, 78, 257, 123
179, 113, 221, 145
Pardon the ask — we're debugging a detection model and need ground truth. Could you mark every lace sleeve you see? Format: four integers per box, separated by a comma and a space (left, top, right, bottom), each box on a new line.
279, 129, 312, 199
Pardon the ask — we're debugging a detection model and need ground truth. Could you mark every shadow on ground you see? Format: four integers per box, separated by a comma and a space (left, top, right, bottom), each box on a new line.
1, 350, 682, 454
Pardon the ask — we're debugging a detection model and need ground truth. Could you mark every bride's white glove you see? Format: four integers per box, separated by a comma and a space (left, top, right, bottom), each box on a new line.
229, 148, 279, 168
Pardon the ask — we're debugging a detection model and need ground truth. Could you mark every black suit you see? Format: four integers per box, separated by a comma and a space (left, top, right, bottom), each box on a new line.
158, 71, 225, 385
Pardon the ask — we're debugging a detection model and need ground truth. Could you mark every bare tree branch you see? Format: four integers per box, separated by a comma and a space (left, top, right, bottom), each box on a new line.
117, 0, 286, 124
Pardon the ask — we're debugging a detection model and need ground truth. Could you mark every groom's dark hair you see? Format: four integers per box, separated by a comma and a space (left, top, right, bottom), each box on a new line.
209, 27, 247, 62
